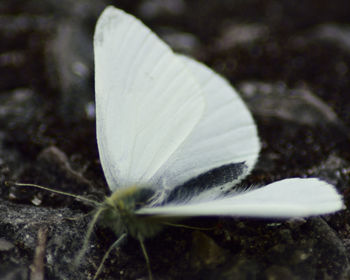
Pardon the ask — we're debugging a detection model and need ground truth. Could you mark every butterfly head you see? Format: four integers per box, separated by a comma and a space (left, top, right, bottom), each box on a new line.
99, 186, 163, 239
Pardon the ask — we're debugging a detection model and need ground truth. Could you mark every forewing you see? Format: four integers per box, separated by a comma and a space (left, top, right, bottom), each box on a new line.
149, 55, 260, 199
94, 7, 205, 190
138, 178, 344, 217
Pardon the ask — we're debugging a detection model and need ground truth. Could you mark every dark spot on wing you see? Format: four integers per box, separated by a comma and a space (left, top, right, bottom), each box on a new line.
163, 162, 247, 204
132, 188, 156, 210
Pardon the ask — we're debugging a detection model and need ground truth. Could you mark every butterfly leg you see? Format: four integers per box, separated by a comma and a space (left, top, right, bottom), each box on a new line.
138, 235, 153, 280
93, 233, 127, 280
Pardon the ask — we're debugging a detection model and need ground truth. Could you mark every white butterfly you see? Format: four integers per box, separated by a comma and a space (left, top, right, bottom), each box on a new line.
86, 5, 345, 279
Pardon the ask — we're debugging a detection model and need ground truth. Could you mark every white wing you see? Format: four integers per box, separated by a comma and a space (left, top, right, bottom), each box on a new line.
94, 6, 205, 190
148, 55, 260, 193
137, 178, 344, 217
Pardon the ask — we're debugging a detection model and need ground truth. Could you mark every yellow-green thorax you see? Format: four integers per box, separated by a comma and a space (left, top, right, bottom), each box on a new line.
99, 186, 162, 240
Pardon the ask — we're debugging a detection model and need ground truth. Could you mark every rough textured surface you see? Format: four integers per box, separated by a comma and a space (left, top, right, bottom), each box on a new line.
1, 0, 350, 279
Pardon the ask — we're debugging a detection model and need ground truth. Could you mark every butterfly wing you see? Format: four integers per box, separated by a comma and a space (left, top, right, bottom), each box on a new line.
137, 178, 344, 217
148, 55, 260, 201
94, 7, 205, 190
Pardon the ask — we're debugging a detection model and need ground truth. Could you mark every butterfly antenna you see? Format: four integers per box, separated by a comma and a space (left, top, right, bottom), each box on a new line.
65, 211, 95, 221
9, 182, 99, 206
74, 207, 104, 267
138, 235, 153, 280
93, 233, 127, 280
161, 221, 215, 231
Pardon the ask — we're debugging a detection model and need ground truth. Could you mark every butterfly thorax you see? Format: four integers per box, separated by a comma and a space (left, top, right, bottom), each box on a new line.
99, 186, 163, 239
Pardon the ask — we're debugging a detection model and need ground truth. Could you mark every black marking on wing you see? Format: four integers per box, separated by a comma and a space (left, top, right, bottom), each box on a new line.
163, 162, 247, 204
132, 188, 156, 210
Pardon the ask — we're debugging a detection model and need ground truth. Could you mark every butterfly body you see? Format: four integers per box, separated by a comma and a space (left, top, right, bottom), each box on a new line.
82, 5, 344, 279
91, 4, 343, 242
100, 186, 162, 239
